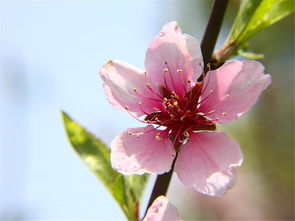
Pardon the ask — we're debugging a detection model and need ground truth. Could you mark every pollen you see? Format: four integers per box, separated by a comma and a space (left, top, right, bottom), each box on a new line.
173, 101, 178, 106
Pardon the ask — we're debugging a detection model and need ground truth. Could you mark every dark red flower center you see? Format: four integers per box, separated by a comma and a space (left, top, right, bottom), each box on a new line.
144, 81, 216, 146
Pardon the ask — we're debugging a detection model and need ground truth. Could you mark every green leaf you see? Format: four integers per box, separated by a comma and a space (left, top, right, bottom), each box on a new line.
62, 111, 149, 221
228, 0, 262, 42
214, 0, 294, 64
237, 0, 294, 45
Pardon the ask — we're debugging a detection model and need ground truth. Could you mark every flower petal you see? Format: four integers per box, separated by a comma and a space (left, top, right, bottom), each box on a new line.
143, 196, 180, 221
200, 60, 271, 124
145, 22, 203, 97
175, 131, 243, 196
111, 126, 175, 175
100, 60, 163, 117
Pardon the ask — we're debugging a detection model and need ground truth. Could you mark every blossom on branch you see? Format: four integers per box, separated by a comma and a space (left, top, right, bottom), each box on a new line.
143, 196, 180, 221
99, 22, 271, 196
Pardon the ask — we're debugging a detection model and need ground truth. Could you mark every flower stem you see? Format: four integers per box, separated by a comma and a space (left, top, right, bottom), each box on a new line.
143, 153, 178, 218
201, 0, 229, 73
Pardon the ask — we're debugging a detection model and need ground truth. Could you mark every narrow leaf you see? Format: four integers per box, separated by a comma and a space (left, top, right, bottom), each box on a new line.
214, 0, 294, 64
62, 111, 148, 220
237, 0, 294, 45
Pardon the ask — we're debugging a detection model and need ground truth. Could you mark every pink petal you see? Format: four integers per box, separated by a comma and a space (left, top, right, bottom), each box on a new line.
145, 22, 203, 97
200, 60, 271, 124
143, 196, 180, 221
175, 132, 243, 196
111, 126, 175, 175
100, 60, 163, 117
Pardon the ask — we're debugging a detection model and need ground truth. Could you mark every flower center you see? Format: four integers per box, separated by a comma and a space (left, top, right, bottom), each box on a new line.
144, 82, 216, 145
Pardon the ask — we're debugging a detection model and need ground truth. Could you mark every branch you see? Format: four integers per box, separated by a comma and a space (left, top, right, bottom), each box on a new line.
201, 0, 229, 73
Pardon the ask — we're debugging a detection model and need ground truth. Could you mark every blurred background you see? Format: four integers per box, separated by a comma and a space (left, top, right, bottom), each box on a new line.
0, 0, 293, 220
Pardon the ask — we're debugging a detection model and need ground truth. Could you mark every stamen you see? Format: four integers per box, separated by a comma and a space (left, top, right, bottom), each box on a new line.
138, 102, 150, 115
222, 112, 226, 116
172, 123, 184, 146
200, 93, 232, 110
133, 88, 162, 102
183, 80, 193, 109
206, 110, 216, 115
124, 106, 148, 124
146, 83, 163, 99
164, 62, 177, 92
163, 68, 170, 90
178, 68, 187, 93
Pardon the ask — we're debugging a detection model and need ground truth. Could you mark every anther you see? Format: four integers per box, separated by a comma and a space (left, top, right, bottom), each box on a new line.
132, 88, 137, 92
207, 63, 211, 70
124, 106, 129, 110
177, 69, 182, 72
156, 133, 162, 141
173, 101, 178, 106
163, 68, 168, 72
225, 94, 230, 98
107, 60, 113, 64
187, 80, 191, 83
146, 83, 151, 87
128, 132, 132, 135
210, 89, 214, 94
165, 61, 168, 65
222, 112, 226, 116
138, 102, 142, 106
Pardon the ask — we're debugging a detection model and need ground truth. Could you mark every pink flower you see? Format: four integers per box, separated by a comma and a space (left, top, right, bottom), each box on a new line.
143, 196, 180, 221
99, 22, 271, 196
